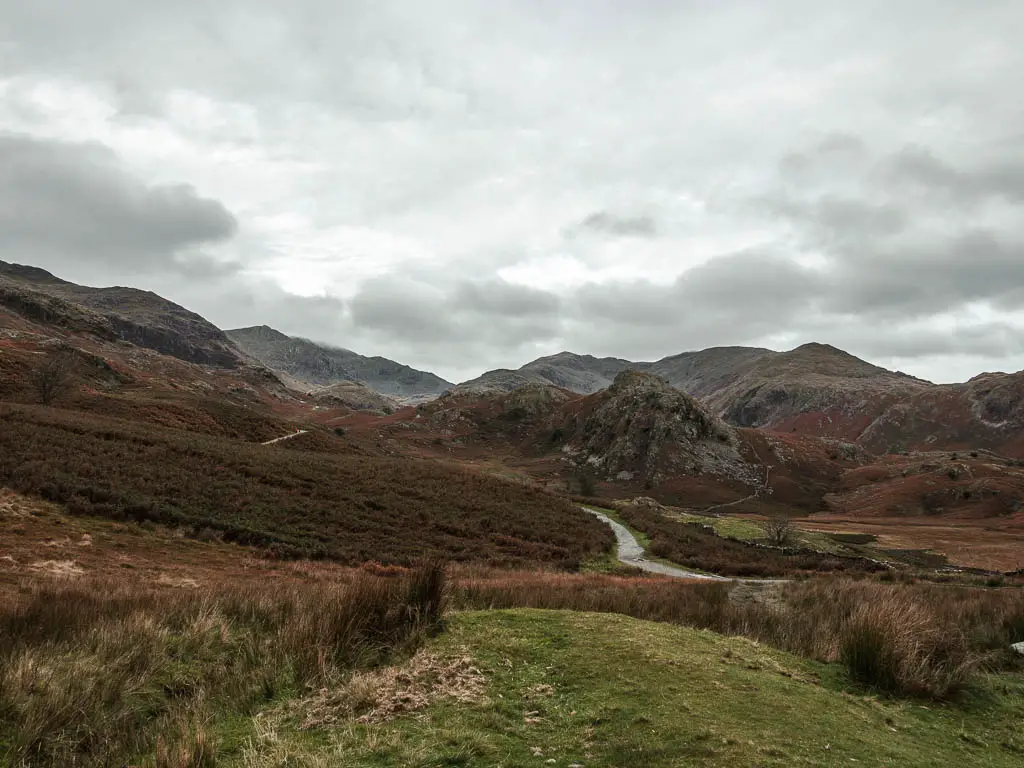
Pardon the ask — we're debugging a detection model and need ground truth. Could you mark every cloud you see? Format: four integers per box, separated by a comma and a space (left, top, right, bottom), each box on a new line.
886, 146, 1024, 205
573, 211, 658, 238
0, 133, 238, 279
3, 2, 1024, 383
349, 277, 562, 355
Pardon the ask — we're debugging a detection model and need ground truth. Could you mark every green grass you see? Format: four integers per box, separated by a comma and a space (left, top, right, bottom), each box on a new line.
666, 510, 765, 541
233, 609, 1024, 767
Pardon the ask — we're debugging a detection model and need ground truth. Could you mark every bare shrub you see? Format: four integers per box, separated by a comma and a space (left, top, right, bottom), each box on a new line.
763, 515, 794, 547
30, 347, 78, 405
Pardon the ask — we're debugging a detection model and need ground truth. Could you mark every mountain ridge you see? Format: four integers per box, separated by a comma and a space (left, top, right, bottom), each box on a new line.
227, 325, 453, 399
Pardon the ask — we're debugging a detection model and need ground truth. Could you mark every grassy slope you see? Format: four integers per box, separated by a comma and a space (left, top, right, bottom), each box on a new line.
237, 609, 1024, 768
0, 404, 612, 567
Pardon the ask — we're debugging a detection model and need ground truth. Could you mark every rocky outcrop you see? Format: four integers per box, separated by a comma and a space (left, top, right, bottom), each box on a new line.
309, 380, 400, 412
558, 371, 761, 486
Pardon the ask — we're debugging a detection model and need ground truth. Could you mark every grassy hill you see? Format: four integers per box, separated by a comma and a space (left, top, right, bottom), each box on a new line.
224, 609, 1024, 767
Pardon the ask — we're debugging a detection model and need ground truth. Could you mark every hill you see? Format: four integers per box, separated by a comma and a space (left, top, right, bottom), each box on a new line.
228, 325, 452, 399
0, 260, 244, 368
0, 402, 611, 568
683, 342, 932, 435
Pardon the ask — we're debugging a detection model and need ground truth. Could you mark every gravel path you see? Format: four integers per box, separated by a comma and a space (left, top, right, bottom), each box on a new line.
584, 507, 730, 581
261, 430, 309, 446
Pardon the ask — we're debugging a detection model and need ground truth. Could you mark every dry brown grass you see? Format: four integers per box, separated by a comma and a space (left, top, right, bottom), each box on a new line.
294, 650, 486, 729
0, 563, 447, 767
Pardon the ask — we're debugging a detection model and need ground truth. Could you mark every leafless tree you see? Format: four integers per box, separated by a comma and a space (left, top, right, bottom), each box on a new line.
31, 347, 79, 405
763, 515, 794, 547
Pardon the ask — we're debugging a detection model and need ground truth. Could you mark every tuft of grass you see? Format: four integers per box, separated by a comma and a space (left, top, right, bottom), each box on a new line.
839, 597, 975, 698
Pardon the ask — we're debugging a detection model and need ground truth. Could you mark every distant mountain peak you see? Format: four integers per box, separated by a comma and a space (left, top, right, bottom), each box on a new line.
229, 325, 291, 342
227, 328, 452, 399
0, 260, 69, 285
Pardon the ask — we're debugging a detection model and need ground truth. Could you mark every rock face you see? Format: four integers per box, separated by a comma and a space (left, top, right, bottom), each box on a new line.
0, 261, 244, 368
857, 371, 1024, 456
227, 326, 453, 399
558, 371, 760, 487
308, 381, 400, 412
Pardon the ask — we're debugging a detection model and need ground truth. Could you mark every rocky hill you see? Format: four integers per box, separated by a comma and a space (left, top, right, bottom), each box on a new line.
0, 261, 244, 368
308, 380, 400, 412
685, 343, 931, 433
857, 371, 1024, 456
555, 371, 759, 487
227, 325, 452, 399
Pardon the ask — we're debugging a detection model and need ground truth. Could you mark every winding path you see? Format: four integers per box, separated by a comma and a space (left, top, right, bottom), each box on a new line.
584, 507, 730, 581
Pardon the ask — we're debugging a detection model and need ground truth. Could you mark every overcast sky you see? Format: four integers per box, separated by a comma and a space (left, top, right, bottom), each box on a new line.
2, 1, 1023, 383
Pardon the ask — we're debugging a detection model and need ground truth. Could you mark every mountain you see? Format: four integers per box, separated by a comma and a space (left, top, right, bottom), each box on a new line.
647, 346, 776, 397
459, 343, 937, 446
673, 343, 932, 434
457, 352, 634, 394
227, 325, 452, 399
553, 370, 760, 487
857, 370, 1024, 456
0, 260, 245, 368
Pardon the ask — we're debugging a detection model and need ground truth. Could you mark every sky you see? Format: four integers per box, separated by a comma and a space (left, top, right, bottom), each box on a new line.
2, 1, 1024, 384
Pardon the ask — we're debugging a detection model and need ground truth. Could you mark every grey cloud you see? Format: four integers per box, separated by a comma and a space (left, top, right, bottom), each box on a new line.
349, 276, 562, 352
349, 280, 454, 343
570, 250, 826, 358
886, 146, 1024, 205
674, 250, 824, 311
454, 279, 561, 317
831, 231, 1024, 317
816, 133, 865, 155
574, 211, 658, 238
0, 133, 238, 278
4, 2, 1024, 384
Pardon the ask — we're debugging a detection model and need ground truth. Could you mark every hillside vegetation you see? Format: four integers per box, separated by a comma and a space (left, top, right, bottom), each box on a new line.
0, 565, 447, 767
0, 404, 611, 567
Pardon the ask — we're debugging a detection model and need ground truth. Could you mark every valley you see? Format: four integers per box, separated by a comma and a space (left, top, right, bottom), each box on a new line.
1, 260, 1023, 766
